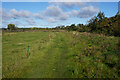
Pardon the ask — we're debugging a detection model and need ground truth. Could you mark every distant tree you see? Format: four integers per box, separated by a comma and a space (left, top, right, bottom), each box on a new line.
31, 27, 38, 30
60, 25, 65, 29
8, 24, 18, 30
65, 26, 70, 31
76, 24, 85, 32
97, 11, 105, 21
69, 24, 77, 31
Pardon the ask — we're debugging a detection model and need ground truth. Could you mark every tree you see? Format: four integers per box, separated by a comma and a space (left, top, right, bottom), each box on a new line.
69, 24, 77, 31
8, 24, 18, 30
97, 11, 105, 21
88, 16, 98, 32
60, 25, 65, 29
31, 27, 38, 30
88, 12, 106, 33
76, 24, 85, 32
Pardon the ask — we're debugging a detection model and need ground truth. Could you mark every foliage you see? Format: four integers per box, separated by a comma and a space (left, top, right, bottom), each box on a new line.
54, 11, 120, 37
31, 27, 38, 30
7, 24, 18, 30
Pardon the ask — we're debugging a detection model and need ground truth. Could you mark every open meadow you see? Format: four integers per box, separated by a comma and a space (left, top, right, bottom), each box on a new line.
2, 31, 119, 78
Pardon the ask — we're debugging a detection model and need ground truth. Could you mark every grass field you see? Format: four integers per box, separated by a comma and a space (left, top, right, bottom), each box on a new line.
2, 31, 119, 78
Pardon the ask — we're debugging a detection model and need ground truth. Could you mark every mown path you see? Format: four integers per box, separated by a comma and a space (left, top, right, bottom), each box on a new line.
20, 32, 72, 78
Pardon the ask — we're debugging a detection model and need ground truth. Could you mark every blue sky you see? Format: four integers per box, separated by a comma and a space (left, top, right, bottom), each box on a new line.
1, 2, 119, 28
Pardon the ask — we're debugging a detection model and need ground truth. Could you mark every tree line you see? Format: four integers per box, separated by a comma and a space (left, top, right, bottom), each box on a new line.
6, 11, 120, 36
55, 11, 120, 37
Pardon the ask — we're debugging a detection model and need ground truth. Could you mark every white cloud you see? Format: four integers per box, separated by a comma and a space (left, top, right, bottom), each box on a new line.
2, 9, 33, 27
82, 6, 99, 12
10, 9, 31, 19
47, 17, 56, 23
58, 14, 69, 20
33, 13, 43, 19
42, 5, 70, 20
9, 21, 23, 26
24, 19, 36, 25
53, 2, 86, 9
2, 9, 31, 21
2, 9, 11, 20
70, 6, 99, 18
45, 2, 99, 20
42, 5, 63, 17
2, 5, 99, 25
1, 2, 100, 27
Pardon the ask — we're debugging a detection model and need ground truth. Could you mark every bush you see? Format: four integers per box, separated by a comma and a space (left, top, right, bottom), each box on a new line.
7, 24, 18, 30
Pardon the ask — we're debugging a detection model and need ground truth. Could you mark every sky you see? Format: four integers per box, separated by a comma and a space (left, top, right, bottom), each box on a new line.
1, 1, 119, 28
2, 0, 120, 2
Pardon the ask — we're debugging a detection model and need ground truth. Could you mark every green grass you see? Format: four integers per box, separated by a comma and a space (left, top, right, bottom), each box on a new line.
2, 31, 119, 78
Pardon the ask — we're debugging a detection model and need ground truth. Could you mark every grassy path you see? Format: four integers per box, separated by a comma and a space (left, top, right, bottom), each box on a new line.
17, 32, 72, 78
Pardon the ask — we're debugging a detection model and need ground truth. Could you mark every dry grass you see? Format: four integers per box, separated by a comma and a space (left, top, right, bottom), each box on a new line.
3, 33, 16, 36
